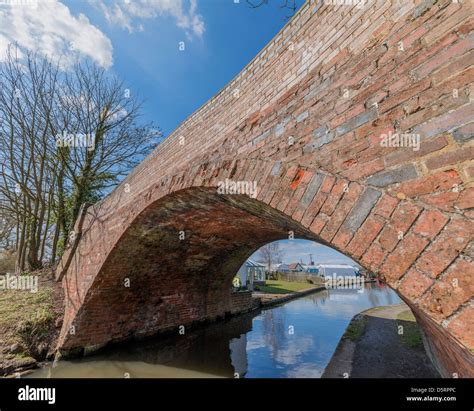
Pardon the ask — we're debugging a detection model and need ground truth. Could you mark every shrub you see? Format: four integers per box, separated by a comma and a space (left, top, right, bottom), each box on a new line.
16, 304, 55, 359
0, 251, 16, 273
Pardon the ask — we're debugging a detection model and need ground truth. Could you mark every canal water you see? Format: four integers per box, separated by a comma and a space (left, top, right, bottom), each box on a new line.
29, 282, 401, 378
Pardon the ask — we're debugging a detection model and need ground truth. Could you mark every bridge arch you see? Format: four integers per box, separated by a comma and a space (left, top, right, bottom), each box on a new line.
57, 0, 473, 378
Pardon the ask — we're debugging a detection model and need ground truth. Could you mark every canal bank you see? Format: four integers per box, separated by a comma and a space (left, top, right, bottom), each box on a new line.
322, 303, 439, 378
255, 278, 377, 309
25, 282, 410, 378
256, 285, 326, 308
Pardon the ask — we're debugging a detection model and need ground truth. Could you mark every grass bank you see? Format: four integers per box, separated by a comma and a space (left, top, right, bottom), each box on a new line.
0, 269, 64, 376
396, 308, 424, 349
255, 279, 323, 294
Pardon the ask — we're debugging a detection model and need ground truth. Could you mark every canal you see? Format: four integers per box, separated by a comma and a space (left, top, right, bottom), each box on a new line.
29, 282, 401, 378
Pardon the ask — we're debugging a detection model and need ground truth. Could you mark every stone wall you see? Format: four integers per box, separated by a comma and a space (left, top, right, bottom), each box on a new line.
230, 291, 255, 315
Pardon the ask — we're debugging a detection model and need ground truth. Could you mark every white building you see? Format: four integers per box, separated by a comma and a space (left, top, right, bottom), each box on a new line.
317, 264, 360, 278
235, 259, 266, 290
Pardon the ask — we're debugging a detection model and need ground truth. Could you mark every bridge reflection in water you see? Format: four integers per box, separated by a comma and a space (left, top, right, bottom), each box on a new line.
29, 283, 400, 378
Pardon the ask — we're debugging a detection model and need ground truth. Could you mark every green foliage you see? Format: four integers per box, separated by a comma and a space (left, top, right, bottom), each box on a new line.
345, 317, 366, 342
0, 251, 16, 273
397, 310, 424, 349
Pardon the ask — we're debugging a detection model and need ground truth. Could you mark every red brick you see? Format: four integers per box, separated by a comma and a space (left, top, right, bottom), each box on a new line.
419, 190, 461, 212
347, 214, 385, 258
416, 217, 473, 277
380, 234, 430, 284
361, 243, 386, 273
378, 225, 401, 252
320, 179, 346, 215
397, 169, 462, 198
290, 169, 306, 190
373, 194, 399, 219
447, 304, 474, 350
390, 201, 422, 233
56, 2, 474, 375
425, 147, 474, 170
398, 269, 434, 301
420, 259, 474, 320
310, 214, 329, 235
456, 187, 474, 210
413, 209, 449, 239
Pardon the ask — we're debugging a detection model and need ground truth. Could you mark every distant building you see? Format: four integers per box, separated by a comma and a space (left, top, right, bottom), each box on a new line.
235, 259, 266, 290
264, 262, 284, 273
317, 264, 360, 278
301, 264, 319, 274
276, 263, 290, 272
288, 262, 305, 272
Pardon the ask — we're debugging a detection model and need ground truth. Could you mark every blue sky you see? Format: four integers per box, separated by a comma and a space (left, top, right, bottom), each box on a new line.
250, 239, 359, 266
59, 0, 304, 135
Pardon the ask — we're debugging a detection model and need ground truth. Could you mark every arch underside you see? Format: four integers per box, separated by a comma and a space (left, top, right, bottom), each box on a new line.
63, 187, 320, 352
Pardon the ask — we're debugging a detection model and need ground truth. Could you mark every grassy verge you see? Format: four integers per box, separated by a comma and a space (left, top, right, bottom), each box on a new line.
344, 315, 366, 342
396, 309, 423, 349
0, 270, 63, 375
255, 279, 320, 294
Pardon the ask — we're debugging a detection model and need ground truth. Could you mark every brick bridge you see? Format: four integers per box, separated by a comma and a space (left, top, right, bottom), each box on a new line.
56, 0, 473, 377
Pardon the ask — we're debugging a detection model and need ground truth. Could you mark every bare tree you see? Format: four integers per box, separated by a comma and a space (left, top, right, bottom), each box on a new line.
0, 47, 60, 271
0, 46, 160, 271
246, 0, 299, 18
258, 242, 283, 271
50, 61, 160, 251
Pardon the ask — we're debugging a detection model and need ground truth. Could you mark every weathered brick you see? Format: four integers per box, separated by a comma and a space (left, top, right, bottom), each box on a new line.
453, 122, 474, 144
420, 258, 474, 320
296, 110, 309, 123
367, 164, 419, 187
335, 107, 378, 137
361, 243, 386, 273
413, 209, 449, 239
341, 187, 381, 233
397, 169, 462, 198
391, 201, 423, 234
347, 214, 385, 258
381, 233, 430, 284
425, 146, 474, 170
447, 304, 474, 350
298, 172, 324, 209
456, 187, 474, 210
384, 136, 448, 167
57, 1, 474, 371
398, 269, 434, 301
413, 104, 474, 139
378, 225, 401, 252
320, 179, 346, 215
416, 217, 473, 277
321, 183, 364, 241
310, 214, 329, 235
373, 194, 399, 219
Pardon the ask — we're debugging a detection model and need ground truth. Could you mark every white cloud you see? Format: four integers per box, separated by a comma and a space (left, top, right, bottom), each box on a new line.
0, 0, 113, 68
95, 0, 205, 38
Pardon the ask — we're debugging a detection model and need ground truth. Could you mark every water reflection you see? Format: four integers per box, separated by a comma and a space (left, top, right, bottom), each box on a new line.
29, 282, 400, 378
